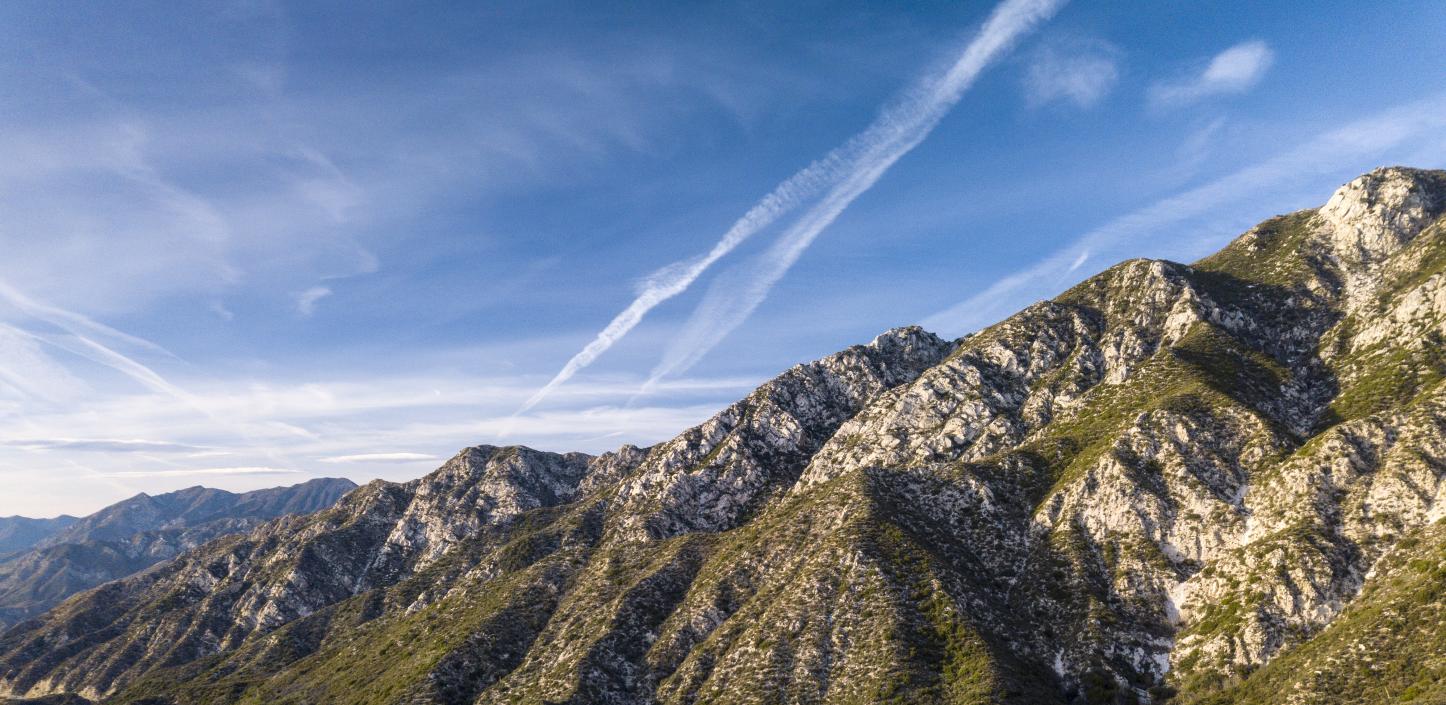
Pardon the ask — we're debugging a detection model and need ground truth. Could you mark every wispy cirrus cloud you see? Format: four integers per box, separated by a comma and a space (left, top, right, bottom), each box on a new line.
295, 286, 333, 317
923, 90, 1446, 336
0, 438, 209, 453
0, 277, 198, 412
1024, 38, 1120, 108
96, 466, 299, 479
1, 20, 783, 326
319, 452, 436, 464
0, 277, 173, 357
523, 0, 1068, 409
1, 5, 840, 516
0, 324, 89, 403
1149, 40, 1274, 109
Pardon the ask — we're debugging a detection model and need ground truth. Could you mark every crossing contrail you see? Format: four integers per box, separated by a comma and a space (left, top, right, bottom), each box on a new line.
519, 0, 1067, 414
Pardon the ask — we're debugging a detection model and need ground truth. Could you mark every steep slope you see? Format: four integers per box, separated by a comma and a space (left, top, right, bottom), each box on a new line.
1182, 519, 1446, 704
0, 520, 76, 561
0, 479, 357, 632
2, 167, 1445, 705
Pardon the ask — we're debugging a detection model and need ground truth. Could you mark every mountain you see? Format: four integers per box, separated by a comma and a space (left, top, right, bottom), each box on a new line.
0, 478, 357, 632
31, 480, 360, 551
3, 166, 1446, 704
0, 520, 76, 561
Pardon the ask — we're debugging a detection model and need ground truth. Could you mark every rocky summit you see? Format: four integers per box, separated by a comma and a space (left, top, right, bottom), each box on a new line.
3, 167, 1446, 704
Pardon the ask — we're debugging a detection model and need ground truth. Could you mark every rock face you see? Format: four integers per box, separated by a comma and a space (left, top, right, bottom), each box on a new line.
3, 167, 1446, 705
0, 478, 356, 632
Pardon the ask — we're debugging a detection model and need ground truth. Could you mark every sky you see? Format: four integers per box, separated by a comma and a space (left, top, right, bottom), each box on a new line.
2, 0, 1444, 517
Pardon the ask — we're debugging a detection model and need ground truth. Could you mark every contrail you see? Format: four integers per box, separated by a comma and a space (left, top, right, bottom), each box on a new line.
646, 0, 1067, 385
519, 0, 1066, 414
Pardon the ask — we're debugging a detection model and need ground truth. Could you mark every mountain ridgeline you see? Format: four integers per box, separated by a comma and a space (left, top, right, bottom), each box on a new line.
0, 479, 357, 632
4, 167, 1446, 704
0, 520, 76, 561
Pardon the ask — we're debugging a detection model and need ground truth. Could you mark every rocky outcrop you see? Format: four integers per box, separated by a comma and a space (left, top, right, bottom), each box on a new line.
611, 325, 952, 541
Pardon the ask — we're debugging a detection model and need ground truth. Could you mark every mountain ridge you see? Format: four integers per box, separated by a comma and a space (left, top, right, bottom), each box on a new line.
33, 479, 360, 550
0, 520, 77, 562
3, 166, 1446, 704
0, 478, 357, 633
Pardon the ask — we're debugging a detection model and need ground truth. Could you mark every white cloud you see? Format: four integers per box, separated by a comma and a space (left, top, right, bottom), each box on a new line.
295, 286, 332, 317
0, 121, 242, 314
1149, 40, 1274, 108
1177, 117, 1228, 163
0, 324, 89, 403
1066, 250, 1090, 273
319, 452, 436, 464
0, 276, 173, 357
0, 277, 216, 436
0, 25, 796, 329
96, 466, 299, 479
1025, 39, 1120, 108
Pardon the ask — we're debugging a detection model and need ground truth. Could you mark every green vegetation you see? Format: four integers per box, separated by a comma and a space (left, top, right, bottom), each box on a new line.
1194, 211, 1319, 288
1022, 322, 1286, 501
107, 502, 600, 705
1373, 220, 1446, 308
1327, 337, 1446, 423
866, 521, 1005, 704
1178, 523, 1446, 705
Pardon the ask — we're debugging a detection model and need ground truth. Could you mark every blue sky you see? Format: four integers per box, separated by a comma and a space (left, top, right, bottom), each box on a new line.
2, 0, 1444, 516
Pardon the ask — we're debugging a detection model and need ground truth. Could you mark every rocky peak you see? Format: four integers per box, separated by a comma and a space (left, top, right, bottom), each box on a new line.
1318, 166, 1446, 266
609, 326, 953, 540
867, 324, 953, 363
578, 443, 650, 496
0, 478, 357, 635
375, 445, 593, 570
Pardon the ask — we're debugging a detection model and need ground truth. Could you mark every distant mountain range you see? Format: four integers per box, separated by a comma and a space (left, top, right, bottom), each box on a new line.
0, 519, 76, 561
4, 167, 1446, 704
0, 478, 356, 632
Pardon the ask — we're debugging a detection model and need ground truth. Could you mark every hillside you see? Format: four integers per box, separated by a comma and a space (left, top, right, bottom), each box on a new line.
3, 167, 1445, 704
